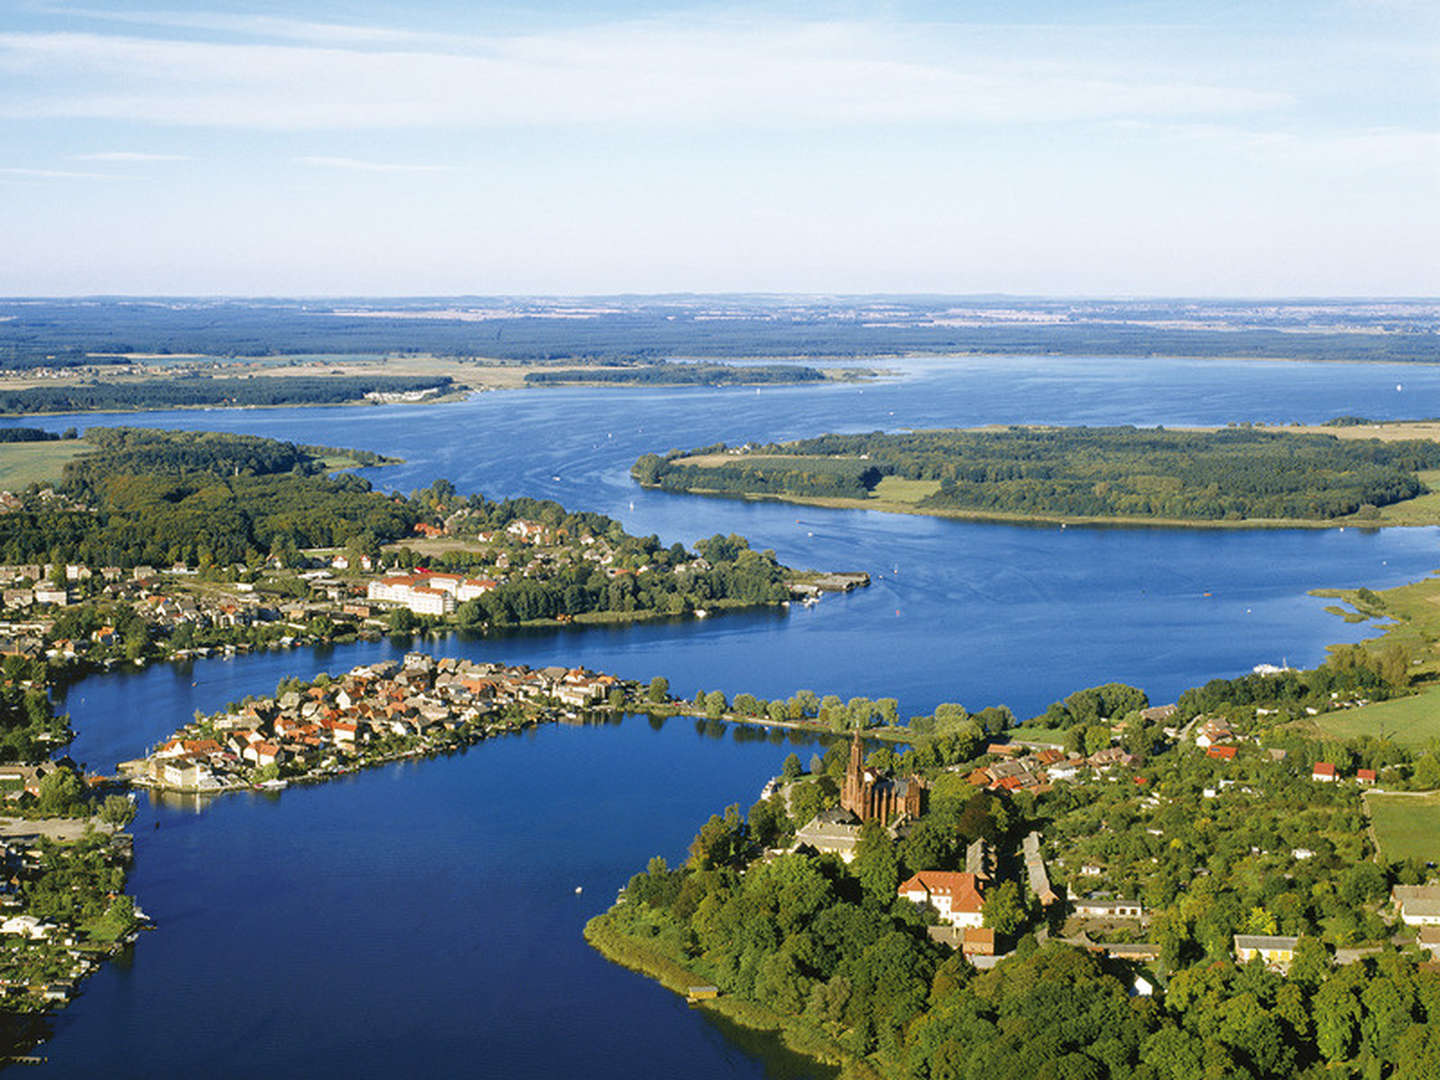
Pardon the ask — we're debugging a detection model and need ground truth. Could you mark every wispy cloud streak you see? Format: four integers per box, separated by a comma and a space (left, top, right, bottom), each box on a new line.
0, 23, 1295, 132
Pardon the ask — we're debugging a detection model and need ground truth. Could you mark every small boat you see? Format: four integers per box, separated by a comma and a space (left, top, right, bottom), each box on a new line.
574, 886, 583, 895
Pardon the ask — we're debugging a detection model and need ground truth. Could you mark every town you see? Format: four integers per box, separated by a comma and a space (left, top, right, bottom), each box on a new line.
0, 466, 863, 672
122, 656, 625, 794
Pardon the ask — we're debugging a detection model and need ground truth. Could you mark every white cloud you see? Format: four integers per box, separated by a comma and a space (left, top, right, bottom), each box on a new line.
38, 7, 430, 47
0, 22, 1294, 132
0, 165, 109, 178
297, 156, 451, 173
71, 150, 189, 161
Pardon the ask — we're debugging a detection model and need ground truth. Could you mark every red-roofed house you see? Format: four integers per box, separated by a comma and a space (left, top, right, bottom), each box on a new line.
1312, 762, 1337, 782
246, 742, 284, 767
1356, 768, 1376, 785
1207, 745, 1237, 760
898, 871, 986, 928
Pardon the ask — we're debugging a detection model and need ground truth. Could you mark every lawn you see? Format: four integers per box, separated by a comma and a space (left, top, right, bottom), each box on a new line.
1366, 792, 1440, 864
0, 440, 89, 489
1312, 687, 1440, 750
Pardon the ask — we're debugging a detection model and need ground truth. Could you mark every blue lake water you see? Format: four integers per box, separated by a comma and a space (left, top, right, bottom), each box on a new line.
9, 354, 1440, 1076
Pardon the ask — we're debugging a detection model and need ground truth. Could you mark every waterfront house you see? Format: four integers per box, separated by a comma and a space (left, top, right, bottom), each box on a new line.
156, 757, 217, 790
897, 870, 986, 928
246, 742, 284, 768
1234, 934, 1300, 969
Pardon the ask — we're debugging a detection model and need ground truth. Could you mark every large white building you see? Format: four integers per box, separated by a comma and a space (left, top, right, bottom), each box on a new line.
897, 871, 986, 928
365, 576, 457, 616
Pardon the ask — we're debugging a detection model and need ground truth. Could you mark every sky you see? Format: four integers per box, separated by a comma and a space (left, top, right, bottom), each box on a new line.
0, 1, 1436, 296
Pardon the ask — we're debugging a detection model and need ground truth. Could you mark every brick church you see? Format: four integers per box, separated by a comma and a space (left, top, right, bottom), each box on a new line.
841, 732, 925, 825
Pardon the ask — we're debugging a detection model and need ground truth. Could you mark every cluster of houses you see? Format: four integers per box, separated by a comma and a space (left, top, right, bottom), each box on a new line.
0, 831, 137, 1008
121, 655, 621, 793
0, 487, 88, 516
1310, 760, 1378, 784
1194, 720, 1382, 783
960, 742, 1136, 796
0, 562, 127, 614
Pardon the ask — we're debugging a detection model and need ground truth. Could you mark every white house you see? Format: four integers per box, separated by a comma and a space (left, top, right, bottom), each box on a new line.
1234, 934, 1300, 969
1393, 885, 1440, 926
1, 915, 52, 939
1073, 898, 1144, 920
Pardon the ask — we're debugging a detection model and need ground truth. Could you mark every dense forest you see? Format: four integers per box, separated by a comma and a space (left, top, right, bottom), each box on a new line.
0, 427, 64, 443
0, 428, 417, 566
0, 375, 452, 414
636, 427, 1440, 521
523, 361, 828, 386
2, 299, 1435, 366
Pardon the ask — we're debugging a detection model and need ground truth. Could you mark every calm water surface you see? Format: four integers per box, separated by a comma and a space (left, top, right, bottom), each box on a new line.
11, 355, 1440, 1076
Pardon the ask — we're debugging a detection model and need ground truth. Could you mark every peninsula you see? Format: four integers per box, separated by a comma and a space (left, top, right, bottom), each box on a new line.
122, 655, 634, 795
0, 428, 866, 681
590, 630, 1440, 1080
634, 423, 1440, 528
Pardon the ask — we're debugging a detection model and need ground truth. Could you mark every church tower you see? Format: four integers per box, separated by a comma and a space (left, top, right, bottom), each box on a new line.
841, 732, 866, 817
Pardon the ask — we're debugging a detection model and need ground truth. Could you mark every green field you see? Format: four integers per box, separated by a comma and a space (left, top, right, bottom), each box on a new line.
870, 475, 942, 503
0, 440, 88, 489
1312, 686, 1440, 750
1370, 469, 1440, 525
1366, 792, 1440, 864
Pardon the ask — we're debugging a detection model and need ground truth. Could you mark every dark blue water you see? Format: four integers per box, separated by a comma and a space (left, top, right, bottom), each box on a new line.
13, 355, 1440, 1075
42, 718, 838, 1079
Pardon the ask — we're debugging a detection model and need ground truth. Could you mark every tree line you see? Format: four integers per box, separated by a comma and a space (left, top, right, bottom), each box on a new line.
637, 427, 1440, 521
524, 361, 827, 386
0, 375, 451, 414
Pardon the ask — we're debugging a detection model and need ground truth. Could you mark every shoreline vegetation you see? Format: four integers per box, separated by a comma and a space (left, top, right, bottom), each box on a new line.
584, 623, 1440, 1078
634, 422, 1440, 529
5, 403, 1440, 1067
0, 357, 875, 417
